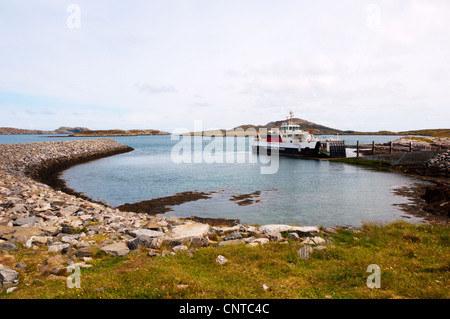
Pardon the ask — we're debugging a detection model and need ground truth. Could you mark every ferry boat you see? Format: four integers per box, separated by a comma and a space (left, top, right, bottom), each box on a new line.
252, 111, 346, 158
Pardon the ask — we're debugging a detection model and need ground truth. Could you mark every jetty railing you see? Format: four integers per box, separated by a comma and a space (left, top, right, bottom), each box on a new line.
347, 140, 443, 158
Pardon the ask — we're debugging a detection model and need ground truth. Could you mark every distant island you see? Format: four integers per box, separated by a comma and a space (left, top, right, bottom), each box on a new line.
0, 126, 89, 135
183, 117, 450, 138
0, 126, 170, 136
1, 122, 448, 138
70, 129, 170, 137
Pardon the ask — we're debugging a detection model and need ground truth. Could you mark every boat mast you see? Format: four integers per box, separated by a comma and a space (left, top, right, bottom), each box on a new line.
288, 109, 294, 125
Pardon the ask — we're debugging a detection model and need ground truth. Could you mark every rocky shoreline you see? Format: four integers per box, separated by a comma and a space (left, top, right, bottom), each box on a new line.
0, 139, 332, 290
369, 149, 449, 224
405, 149, 450, 179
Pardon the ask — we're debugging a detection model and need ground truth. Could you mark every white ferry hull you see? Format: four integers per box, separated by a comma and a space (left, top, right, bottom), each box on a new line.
252, 140, 346, 158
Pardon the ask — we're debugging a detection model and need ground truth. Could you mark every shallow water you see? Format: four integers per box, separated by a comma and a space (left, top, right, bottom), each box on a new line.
53, 135, 431, 227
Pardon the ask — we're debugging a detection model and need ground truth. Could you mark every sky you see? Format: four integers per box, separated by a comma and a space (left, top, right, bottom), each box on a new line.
0, 0, 449, 133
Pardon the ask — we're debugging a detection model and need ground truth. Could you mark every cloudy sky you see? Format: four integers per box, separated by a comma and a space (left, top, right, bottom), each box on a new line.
1, 0, 449, 132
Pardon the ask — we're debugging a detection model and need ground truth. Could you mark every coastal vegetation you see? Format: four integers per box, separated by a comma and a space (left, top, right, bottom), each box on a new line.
1, 221, 448, 299
332, 157, 392, 169
341, 129, 450, 137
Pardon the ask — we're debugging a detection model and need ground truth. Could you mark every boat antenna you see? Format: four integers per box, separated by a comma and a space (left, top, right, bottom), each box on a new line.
288, 109, 294, 125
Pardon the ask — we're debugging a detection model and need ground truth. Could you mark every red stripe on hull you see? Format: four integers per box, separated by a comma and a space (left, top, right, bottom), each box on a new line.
267, 137, 282, 143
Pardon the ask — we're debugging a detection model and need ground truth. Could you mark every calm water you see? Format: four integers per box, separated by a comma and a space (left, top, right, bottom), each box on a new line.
0, 134, 429, 226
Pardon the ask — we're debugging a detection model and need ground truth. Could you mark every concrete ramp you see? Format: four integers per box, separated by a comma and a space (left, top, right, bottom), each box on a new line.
361, 151, 438, 165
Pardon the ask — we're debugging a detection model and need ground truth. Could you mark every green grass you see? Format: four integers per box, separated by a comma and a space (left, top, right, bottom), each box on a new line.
398, 129, 450, 138
406, 136, 434, 143
1, 221, 448, 299
332, 158, 391, 169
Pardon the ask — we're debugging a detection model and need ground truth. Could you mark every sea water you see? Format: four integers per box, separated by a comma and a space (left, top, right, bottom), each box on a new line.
47, 134, 431, 227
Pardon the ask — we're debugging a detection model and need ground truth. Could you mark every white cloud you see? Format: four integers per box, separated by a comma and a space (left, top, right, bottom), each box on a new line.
135, 83, 178, 94
0, 0, 448, 132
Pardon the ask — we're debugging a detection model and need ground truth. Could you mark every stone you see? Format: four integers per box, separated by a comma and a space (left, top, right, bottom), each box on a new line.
259, 224, 320, 237
298, 245, 313, 260
148, 237, 163, 249
6, 204, 27, 214
127, 235, 154, 250
25, 236, 51, 248
216, 255, 227, 265
287, 232, 300, 241
39, 225, 61, 236
0, 241, 18, 251
148, 249, 160, 257
61, 224, 77, 234
214, 225, 242, 235
59, 205, 79, 217
312, 236, 326, 245
0, 267, 19, 287
127, 238, 139, 250
165, 223, 210, 243
128, 229, 165, 238
189, 236, 211, 247
6, 286, 18, 293
100, 242, 130, 257
13, 216, 41, 226
11, 227, 43, 243
5, 197, 22, 205
252, 238, 270, 245
50, 200, 65, 207
48, 243, 71, 253
324, 227, 338, 234
32, 236, 52, 245
61, 246, 72, 254
0, 225, 15, 240
223, 231, 242, 241
142, 221, 162, 230
172, 244, 188, 253
61, 234, 80, 244
302, 236, 326, 245
76, 246, 93, 258
34, 202, 52, 212
15, 263, 27, 269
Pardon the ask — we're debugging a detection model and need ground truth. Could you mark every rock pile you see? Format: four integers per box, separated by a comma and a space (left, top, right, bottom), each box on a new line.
0, 139, 134, 179
424, 150, 450, 172
421, 183, 450, 217
391, 136, 450, 150
0, 139, 331, 290
417, 150, 450, 178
